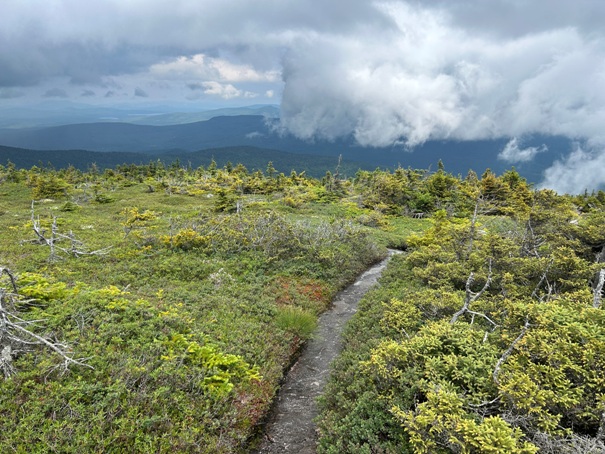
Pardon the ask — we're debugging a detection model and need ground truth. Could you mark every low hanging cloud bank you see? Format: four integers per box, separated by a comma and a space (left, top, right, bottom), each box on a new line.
540, 145, 605, 194
277, 2, 605, 192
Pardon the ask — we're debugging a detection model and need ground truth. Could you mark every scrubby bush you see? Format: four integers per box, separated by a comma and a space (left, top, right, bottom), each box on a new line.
318, 187, 605, 452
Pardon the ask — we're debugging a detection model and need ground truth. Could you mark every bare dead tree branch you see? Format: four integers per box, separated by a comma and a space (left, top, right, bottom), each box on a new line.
6, 319, 93, 372
594, 269, 605, 309
450, 259, 493, 324
531, 258, 554, 301
467, 310, 499, 330
493, 317, 530, 386
0, 267, 93, 378
467, 195, 481, 256
467, 394, 501, 409
0, 267, 18, 294
26, 203, 111, 262
598, 409, 605, 443
523, 219, 545, 258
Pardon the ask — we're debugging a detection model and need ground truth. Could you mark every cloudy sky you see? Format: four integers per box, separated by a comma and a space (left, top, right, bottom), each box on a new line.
2, 0, 605, 192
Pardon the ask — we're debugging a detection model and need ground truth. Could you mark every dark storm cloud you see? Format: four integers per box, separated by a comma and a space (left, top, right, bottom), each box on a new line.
0, 0, 390, 88
0, 88, 25, 99
134, 87, 148, 97
0, 39, 174, 88
44, 88, 69, 98
187, 83, 204, 91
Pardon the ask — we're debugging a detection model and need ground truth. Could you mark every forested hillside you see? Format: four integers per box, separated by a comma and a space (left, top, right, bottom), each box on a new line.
0, 160, 603, 452
0, 144, 370, 178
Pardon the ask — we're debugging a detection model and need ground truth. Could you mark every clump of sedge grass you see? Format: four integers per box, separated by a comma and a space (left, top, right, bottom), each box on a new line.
275, 306, 317, 340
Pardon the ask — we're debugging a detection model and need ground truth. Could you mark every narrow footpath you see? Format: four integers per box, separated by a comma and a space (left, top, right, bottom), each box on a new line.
254, 250, 398, 453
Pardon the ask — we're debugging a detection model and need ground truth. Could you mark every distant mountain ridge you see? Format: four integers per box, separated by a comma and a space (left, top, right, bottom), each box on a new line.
0, 114, 575, 184
0, 116, 273, 152
126, 105, 280, 126
0, 103, 280, 129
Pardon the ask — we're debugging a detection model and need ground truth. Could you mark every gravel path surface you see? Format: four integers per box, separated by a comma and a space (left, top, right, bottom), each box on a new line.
254, 251, 397, 453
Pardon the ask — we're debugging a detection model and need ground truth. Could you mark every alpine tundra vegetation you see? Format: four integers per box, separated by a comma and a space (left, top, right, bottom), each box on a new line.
317, 170, 605, 453
0, 161, 604, 453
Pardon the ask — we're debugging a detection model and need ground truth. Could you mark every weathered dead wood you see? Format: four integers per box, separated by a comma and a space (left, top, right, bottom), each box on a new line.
0, 267, 93, 378
467, 310, 499, 330
531, 258, 554, 302
467, 394, 501, 410
450, 260, 493, 325
523, 219, 545, 258
26, 202, 111, 262
594, 268, 605, 309
0, 267, 17, 294
598, 408, 605, 443
493, 317, 530, 386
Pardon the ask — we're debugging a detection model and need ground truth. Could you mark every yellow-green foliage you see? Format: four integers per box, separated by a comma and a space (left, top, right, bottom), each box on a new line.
0, 162, 396, 452
318, 185, 605, 453
162, 333, 260, 397
31, 174, 70, 199
393, 388, 537, 454
498, 300, 605, 434
365, 320, 500, 405
121, 206, 158, 229
17, 272, 69, 301
10, 161, 597, 453
160, 228, 209, 250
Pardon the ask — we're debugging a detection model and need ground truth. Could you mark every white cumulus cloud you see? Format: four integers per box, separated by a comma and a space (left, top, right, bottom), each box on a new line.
499, 138, 547, 163
201, 81, 256, 100
149, 54, 279, 83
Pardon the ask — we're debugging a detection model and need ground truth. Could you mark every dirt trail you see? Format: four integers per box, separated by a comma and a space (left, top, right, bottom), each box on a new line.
254, 251, 397, 453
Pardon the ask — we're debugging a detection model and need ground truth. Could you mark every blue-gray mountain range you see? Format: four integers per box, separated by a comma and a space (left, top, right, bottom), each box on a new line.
0, 109, 573, 182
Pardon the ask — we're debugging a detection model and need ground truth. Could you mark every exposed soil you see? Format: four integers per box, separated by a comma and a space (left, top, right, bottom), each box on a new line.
253, 251, 398, 453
